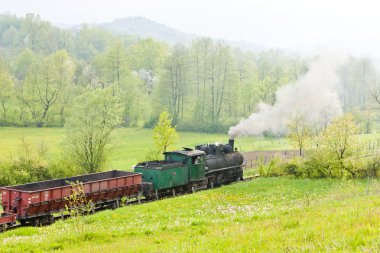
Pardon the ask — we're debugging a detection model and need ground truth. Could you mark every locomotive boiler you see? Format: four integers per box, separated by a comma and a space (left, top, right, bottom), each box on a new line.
196, 139, 244, 185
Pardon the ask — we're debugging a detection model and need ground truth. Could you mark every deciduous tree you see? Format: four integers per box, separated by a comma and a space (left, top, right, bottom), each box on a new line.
23, 50, 75, 126
0, 60, 14, 123
286, 115, 311, 156
65, 87, 123, 173
321, 113, 359, 177
153, 110, 178, 154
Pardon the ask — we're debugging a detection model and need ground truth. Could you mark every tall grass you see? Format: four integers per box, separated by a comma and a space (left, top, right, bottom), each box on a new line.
0, 177, 379, 252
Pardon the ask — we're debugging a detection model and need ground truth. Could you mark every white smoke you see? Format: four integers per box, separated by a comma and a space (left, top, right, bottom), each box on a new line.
228, 55, 346, 139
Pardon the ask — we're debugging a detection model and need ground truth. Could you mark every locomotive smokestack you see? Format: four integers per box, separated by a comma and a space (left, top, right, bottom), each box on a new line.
229, 139, 234, 151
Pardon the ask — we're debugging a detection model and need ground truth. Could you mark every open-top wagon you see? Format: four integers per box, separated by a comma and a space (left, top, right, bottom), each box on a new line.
0, 170, 142, 228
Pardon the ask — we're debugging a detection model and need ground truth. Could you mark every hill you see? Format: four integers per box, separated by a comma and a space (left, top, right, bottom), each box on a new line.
97, 16, 265, 51
100, 16, 194, 44
0, 177, 379, 252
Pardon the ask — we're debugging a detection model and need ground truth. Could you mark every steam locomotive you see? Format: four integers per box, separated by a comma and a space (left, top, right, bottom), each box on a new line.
135, 139, 245, 198
0, 139, 244, 231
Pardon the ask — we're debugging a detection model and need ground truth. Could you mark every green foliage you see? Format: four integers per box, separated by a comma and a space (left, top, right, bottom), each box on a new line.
0, 58, 14, 125
286, 114, 311, 155
153, 110, 179, 154
64, 180, 93, 233
22, 49, 75, 127
127, 38, 167, 95
258, 114, 372, 179
258, 155, 287, 177
49, 158, 79, 179
0, 13, 379, 133
320, 113, 360, 177
0, 14, 311, 131
64, 87, 124, 173
0, 139, 51, 186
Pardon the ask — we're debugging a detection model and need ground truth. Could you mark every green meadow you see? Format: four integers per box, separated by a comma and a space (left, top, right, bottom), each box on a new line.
0, 127, 291, 170
1, 127, 380, 252
0, 177, 379, 252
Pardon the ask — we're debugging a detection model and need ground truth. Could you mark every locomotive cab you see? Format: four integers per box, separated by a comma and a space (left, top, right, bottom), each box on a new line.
164, 151, 206, 182
134, 150, 206, 191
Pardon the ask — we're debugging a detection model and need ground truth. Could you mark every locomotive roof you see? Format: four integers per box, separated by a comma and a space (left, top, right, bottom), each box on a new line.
164, 149, 205, 157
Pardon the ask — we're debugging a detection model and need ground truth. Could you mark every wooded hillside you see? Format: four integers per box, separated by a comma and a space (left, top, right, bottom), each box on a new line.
0, 14, 377, 132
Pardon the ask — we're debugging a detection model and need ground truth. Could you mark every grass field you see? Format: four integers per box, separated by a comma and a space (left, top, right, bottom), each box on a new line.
0, 127, 291, 170
0, 177, 379, 252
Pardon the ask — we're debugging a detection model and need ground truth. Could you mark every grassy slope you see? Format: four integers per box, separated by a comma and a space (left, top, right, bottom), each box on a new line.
0, 127, 291, 170
0, 177, 379, 252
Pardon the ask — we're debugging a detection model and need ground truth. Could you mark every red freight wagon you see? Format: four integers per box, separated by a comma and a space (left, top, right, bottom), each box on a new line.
0, 213, 17, 232
0, 170, 142, 226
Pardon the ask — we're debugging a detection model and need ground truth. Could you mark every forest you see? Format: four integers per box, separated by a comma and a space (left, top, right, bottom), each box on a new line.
0, 13, 378, 133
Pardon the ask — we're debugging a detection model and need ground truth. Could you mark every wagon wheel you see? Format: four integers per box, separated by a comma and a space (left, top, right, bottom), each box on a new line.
48, 215, 55, 224
0, 224, 5, 233
111, 202, 118, 210
33, 218, 41, 227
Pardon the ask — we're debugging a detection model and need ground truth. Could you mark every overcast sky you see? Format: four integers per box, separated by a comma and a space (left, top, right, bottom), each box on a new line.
1, 0, 379, 57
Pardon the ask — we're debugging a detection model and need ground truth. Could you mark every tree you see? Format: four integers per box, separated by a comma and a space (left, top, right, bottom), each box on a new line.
64, 180, 92, 233
104, 41, 129, 88
155, 44, 189, 124
0, 59, 14, 123
321, 113, 359, 177
127, 38, 167, 94
189, 39, 240, 130
286, 115, 311, 156
23, 50, 75, 126
190, 38, 213, 123
65, 87, 123, 173
153, 110, 179, 154
74, 25, 112, 60
21, 13, 48, 52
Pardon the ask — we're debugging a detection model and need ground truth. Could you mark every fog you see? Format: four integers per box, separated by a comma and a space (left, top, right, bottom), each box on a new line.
1, 0, 380, 57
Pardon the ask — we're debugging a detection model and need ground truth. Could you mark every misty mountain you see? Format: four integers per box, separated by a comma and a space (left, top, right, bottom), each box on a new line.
100, 16, 193, 44
99, 16, 265, 52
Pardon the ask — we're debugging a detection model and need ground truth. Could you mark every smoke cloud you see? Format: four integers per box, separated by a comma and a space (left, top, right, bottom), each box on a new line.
228, 55, 345, 139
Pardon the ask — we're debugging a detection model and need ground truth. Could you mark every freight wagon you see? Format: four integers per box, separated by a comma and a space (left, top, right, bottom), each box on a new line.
0, 170, 141, 229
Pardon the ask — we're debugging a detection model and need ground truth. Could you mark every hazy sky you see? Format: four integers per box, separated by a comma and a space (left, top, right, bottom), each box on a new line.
1, 0, 379, 56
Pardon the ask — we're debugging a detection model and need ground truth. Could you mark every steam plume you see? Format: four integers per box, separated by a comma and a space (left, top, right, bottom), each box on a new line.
228, 55, 345, 139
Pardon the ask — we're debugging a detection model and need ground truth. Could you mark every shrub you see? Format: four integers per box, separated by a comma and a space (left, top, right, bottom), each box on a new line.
49, 159, 80, 178
258, 156, 287, 177
284, 156, 306, 177
0, 160, 51, 186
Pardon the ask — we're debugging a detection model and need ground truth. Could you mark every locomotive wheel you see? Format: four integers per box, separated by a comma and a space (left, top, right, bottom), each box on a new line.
216, 174, 224, 185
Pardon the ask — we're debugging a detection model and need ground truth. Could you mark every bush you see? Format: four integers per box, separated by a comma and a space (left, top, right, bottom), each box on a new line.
255, 151, 375, 179
283, 156, 306, 177
0, 160, 51, 186
49, 159, 80, 178
258, 156, 287, 177
0, 139, 52, 186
